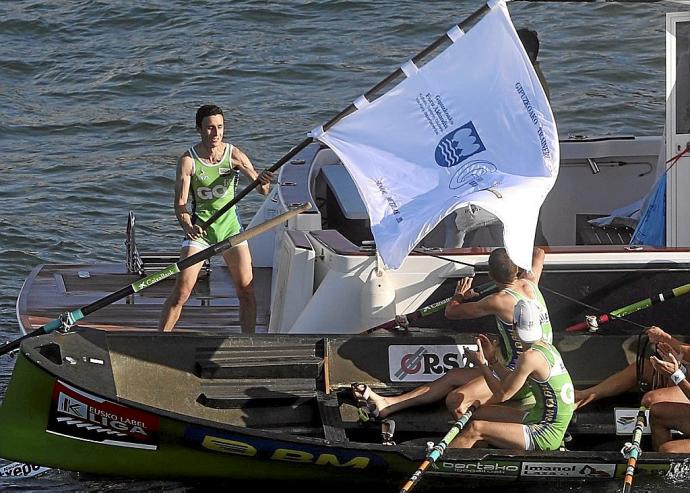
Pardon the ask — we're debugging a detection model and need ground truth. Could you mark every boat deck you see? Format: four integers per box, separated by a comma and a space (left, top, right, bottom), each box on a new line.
17, 260, 272, 333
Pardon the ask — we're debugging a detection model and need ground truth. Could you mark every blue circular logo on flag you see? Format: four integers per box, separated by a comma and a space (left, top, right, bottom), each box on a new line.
449, 160, 497, 190
435, 121, 486, 168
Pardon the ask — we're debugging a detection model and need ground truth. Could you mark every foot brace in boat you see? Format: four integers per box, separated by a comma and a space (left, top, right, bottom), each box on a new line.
351, 383, 380, 423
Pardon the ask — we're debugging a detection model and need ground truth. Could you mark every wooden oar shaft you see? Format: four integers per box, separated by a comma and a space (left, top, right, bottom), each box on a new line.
0, 204, 310, 357
622, 406, 647, 493
565, 282, 690, 332
399, 405, 476, 493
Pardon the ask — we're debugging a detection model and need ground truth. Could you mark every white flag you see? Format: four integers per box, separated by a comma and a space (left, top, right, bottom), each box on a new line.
315, 1, 558, 270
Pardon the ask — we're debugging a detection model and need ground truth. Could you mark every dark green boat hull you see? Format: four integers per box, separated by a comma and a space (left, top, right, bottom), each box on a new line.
0, 331, 681, 488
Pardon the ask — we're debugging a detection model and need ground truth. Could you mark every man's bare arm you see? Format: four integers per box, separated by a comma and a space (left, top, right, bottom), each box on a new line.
233, 147, 272, 196
174, 153, 203, 239
521, 247, 545, 283
484, 351, 539, 404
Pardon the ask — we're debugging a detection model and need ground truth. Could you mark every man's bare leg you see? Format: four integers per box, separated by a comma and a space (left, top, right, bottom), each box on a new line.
224, 243, 256, 333
354, 367, 483, 419
642, 384, 688, 408
450, 405, 525, 449
158, 247, 205, 331
650, 401, 690, 452
445, 375, 493, 419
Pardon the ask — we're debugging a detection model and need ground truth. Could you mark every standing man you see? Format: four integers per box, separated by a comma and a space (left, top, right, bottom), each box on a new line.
159, 104, 273, 333
517, 27, 550, 246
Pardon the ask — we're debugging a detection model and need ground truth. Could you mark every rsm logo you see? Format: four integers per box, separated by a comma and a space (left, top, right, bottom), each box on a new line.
388, 345, 477, 382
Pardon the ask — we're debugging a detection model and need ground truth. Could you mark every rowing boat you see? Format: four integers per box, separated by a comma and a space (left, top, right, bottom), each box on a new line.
3, 2, 690, 488
0, 328, 683, 487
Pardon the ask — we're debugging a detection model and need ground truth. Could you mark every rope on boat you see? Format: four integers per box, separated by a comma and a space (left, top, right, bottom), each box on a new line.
564, 283, 690, 333
540, 285, 650, 332
635, 334, 651, 394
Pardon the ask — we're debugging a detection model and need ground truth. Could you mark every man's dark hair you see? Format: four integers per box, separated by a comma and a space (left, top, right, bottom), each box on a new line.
196, 104, 224, 128
517, 28, 539, 60
488, 247, 519, 284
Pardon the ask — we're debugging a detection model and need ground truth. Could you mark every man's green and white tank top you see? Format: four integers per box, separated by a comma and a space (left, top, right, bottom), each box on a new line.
189, 144, 241, 246
523, 341, 575, 451
495, 280, 553, 370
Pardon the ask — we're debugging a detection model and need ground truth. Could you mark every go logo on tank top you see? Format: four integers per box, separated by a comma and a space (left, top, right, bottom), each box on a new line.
196, 184, 230, 200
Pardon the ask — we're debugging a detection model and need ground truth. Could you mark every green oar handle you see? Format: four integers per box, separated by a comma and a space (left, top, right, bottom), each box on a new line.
566, 282, 690, 332
673, 283, 690, 297
0, 203, 311, 357
610, 300, 651, 318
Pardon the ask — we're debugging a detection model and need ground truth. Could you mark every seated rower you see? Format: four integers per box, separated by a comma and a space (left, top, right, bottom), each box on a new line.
450, 299, 575, 451
649, 341, 690, 453
574, 326, 690, 410
351, 247, 551, 422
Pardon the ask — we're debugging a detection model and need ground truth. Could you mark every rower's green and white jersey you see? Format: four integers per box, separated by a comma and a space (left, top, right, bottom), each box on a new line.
523, 341, 575, 451
189, 144, 241, 245
497, 281, 553, 370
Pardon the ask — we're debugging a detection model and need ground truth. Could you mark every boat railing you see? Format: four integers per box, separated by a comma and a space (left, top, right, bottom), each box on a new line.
125, 210, 210, 277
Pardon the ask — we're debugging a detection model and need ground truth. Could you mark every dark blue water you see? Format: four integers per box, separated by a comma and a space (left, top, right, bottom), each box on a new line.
0, 0, 687, 490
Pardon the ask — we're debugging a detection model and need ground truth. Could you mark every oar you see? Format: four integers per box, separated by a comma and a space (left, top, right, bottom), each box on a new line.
361, 280, 497, 335
399, 405, 476, 493
621, 406, 647, 493
0, 203, 311, 357
201, 1, 494, 230
565, 283, 690, 332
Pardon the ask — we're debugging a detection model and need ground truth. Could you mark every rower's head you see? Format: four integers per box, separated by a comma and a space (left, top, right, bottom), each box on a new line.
514, 298, 543, 344
196, 104, 224, 128
196, 104, 225, 148
517, 28, 539, 63
488, 247, 519, 285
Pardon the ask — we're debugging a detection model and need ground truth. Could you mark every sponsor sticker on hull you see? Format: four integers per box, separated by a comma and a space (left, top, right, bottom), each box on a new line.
431, 460, 521, 478
0, 461, 50, 479
521, 462, 615, 479
388, 344, 477, 382
184, 426, 386, 470
47, 380, 159, 450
